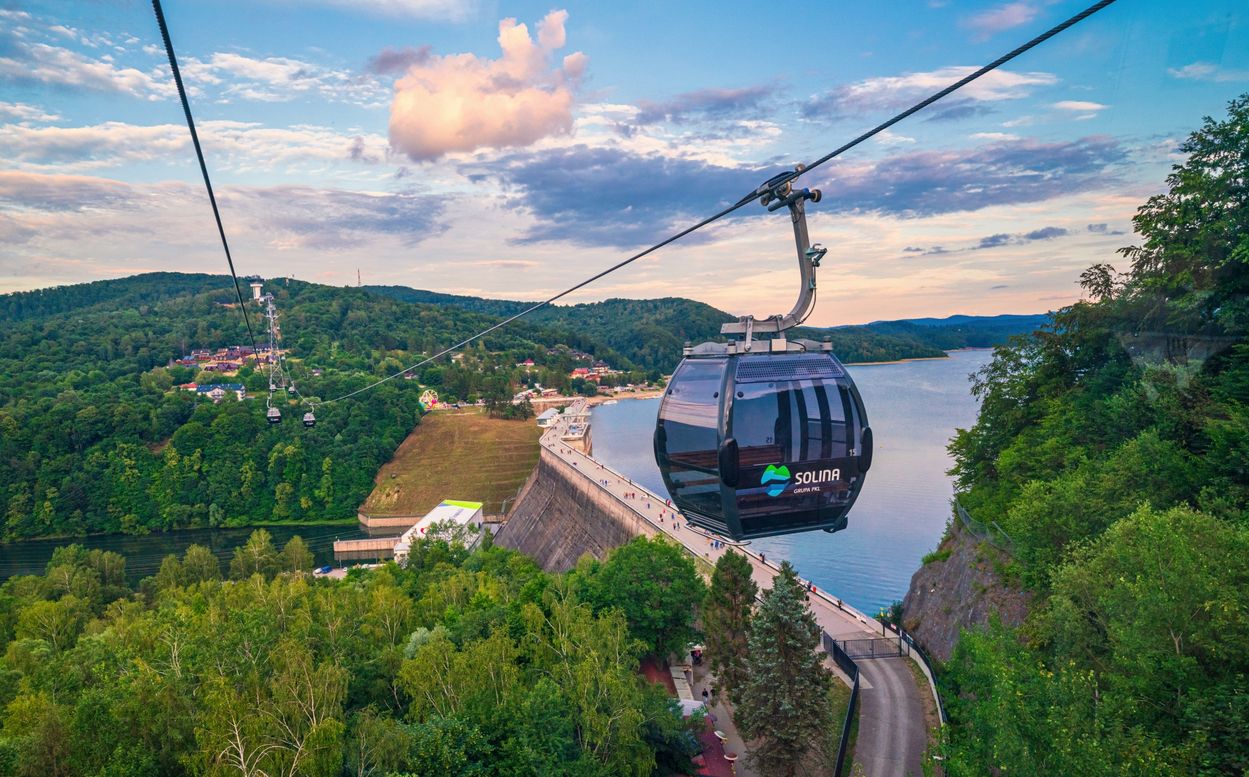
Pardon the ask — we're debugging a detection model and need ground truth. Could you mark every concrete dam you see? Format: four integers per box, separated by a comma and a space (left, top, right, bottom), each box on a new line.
496, 442, 660, 572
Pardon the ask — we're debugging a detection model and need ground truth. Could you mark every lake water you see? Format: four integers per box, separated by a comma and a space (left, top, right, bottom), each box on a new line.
0, 523, 366, 583
590, 349, 993, 615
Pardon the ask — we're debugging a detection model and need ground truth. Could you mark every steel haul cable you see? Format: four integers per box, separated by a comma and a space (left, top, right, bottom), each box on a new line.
152, 0, 1118, 407
152, 0, 260, 356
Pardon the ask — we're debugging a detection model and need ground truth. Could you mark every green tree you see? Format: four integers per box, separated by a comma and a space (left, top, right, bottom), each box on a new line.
575, 536, 705, 657
229, 529, 279, 579
1118, 93, 1249, 332
15, 596, 89, 652
398, 716, 491, 777
152, 554, 186, 591
937, 94, 1249, 775
346, 708, 410, 777
1045, 505, 1249, 738
702, 549, 757, 705
737, 562, 832, 777
280, 535, 315, 573
182, 544, 222, 583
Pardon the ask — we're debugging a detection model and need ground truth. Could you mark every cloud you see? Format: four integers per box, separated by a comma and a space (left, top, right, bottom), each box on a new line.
240, 186, 446, 249
970, 131, 1019, 141
908, 224, 1081, 255
964, 2, 1038, 40
1086, 222, 1124, 235
0, 170, 139, 212
633, 85, 776, 125
1166, 62, 1249, 83
387, 10, 587, 161
0, 101, 59, 122
977, 233, 1013, 248
463, 259, 540, 270
460, 144, 765, 248
366, 46, 432, 75
0, 120, 391, 173
181, 52, 387, 106
1052, 100, 1107, 112
461, 134, 1124, 249
804, 67, 1056, 119
282, 0, 477, 20
811, 136, 1125, 218
874, 129, 917, 145
923, 101, 997, 123
0, 171, 445, 252
0, 39, 173, 100
1021, 226, 1068, 241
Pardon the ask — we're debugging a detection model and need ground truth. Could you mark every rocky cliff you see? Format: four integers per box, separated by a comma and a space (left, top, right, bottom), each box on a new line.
900, 518, 1031, 662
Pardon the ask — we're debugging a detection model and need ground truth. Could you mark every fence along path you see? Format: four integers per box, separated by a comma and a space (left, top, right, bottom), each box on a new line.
537, 400, 933, 777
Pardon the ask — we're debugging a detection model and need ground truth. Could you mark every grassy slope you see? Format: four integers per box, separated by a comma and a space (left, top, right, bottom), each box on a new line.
360, 409, 541, 516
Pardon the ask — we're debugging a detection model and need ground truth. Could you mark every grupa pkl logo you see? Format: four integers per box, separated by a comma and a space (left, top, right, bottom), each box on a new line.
761, 464, 791, 497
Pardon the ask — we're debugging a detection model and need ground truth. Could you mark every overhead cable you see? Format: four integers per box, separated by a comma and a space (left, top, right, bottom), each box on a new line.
152, 0, 261, 355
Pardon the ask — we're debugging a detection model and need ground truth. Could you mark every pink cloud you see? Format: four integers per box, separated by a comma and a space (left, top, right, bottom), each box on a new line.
964, 2, 1038, 40
387, 10, 586, 161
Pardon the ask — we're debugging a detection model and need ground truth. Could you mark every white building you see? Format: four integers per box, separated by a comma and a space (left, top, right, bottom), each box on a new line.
536, 408, 561, 427
392, 500, 484, 564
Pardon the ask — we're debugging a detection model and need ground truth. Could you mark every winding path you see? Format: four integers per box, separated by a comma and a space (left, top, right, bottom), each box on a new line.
540, 400, 931, 776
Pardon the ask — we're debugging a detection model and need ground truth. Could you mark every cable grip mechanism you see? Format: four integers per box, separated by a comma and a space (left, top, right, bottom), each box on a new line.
722, 165, 826, 342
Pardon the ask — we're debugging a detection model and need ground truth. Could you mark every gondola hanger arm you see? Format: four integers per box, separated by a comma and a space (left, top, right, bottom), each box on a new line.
723, 167, 826, 342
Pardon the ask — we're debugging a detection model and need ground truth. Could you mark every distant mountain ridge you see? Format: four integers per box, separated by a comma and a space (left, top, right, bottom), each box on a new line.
872, 313, 1051, 329
365, 283, 1050, 370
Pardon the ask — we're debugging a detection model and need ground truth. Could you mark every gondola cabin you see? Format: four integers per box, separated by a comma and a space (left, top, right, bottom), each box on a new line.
267, 407, 282, 424
655, 347, 871, 541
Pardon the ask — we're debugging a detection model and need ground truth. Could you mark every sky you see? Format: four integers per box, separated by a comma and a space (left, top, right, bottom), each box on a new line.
0, 0, 1246, 325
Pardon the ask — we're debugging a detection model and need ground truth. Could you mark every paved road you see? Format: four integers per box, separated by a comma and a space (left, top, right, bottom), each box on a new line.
540, 401, 930, 777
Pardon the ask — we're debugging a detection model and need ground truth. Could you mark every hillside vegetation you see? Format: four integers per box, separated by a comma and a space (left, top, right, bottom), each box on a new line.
0, 278, 613, 540
935, 94, 1249, 775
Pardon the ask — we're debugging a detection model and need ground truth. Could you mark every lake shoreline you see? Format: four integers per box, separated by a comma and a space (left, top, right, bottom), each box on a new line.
845, 347, 994, 367
0, 517, 358, 548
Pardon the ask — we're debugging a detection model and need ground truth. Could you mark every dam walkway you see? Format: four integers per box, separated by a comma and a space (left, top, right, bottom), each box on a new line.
536, 399, 932, 777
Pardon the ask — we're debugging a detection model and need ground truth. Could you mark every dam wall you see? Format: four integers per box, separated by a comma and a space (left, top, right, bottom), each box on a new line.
496, 446, 660, 572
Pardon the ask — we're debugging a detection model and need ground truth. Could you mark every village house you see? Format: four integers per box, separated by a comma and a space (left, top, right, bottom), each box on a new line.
193, 383, 246, 402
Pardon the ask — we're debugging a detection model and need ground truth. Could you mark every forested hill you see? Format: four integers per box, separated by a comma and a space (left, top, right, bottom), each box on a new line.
860, 313, 1051, 350
367, 284, 1048, 371
931, 94, 1249, 774
0, 272, 229, 323
0, 276, 625, 540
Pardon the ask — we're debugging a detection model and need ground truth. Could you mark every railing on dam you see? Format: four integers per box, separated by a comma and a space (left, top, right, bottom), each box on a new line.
823, 631, 860, 777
